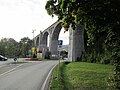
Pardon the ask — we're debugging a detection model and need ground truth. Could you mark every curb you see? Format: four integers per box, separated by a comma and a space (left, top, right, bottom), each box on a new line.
41, 64, 57, 90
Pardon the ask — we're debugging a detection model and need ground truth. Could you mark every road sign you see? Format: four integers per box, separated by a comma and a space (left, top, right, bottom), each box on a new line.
58, 40, 63, 45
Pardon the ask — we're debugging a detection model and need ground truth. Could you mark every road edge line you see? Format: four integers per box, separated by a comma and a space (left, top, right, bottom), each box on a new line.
41, 64, 57, 90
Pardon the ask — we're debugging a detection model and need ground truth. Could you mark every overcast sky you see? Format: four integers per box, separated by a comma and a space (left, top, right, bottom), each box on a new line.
0, 0, 69, 45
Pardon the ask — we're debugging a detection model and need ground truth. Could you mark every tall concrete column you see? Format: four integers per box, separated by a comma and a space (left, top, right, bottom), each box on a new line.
39, 31, 49, 55
49, 39, 58, 59
69, 24, 85, 62
68, 29, 73, 62
39, 31, 43, 50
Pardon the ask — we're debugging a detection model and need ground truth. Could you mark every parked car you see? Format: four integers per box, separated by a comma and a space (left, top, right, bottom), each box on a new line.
0, 55, 8, 61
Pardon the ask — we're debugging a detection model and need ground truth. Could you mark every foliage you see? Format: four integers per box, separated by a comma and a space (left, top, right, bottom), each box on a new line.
50, 62, 65, 90
0, 38, 18, 57
60, 50, 68, 58
18, 37, 32, 57
111, 48, 120, 89
81, 50, 114, 64
45, 0, 120, 44
0, 37, 32, 58
45, 0, 120, 50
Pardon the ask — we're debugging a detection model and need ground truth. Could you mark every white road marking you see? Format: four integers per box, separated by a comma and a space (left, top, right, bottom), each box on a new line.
41, 64, 57, 90
0, 64, 23, 77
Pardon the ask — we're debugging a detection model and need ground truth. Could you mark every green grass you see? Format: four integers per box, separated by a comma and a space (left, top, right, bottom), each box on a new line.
11, 61, 28, 64
50, 62, 113, 90
50, 62, 66, 90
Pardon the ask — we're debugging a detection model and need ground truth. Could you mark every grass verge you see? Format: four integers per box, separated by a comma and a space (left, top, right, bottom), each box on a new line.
50, 62, 113, 90
11, 61, 28, 64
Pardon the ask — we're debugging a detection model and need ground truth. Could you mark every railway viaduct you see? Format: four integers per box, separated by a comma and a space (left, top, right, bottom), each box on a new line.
34, 21, 84, 61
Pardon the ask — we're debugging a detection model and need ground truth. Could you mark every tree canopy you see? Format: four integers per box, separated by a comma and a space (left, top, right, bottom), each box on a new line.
45, 0, 120, 46
0, 37, 32, 58
0, 38, 18, 57
45, 0, 120, 28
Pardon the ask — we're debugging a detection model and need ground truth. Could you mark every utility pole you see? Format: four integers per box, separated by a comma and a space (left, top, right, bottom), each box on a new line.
32, 29, 36, 47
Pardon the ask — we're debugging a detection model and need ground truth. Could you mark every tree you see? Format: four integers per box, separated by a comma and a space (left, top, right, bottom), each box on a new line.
45, 0, 120, 89
7, 38, 18, 57
0, 38, 18, 57
0, 37, 32, 58
18, 37, 32, 57
45, 0, 120, 45
0, 38, 7, 56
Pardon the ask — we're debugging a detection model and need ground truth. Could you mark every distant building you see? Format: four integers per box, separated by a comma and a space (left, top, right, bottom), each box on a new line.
58, 45, 69, 52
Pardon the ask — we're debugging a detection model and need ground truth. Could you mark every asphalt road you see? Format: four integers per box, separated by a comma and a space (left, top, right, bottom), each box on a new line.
0, 59, 58, 90
0, 58, 25, 65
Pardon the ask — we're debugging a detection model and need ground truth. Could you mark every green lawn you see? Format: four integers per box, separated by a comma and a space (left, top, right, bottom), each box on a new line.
50, 62, 113, 90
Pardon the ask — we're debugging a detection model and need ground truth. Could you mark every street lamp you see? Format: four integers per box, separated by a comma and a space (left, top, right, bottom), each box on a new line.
32, 29, 36, 47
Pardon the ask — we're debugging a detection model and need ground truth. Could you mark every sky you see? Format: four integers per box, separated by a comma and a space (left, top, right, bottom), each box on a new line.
0, 0, 69, 45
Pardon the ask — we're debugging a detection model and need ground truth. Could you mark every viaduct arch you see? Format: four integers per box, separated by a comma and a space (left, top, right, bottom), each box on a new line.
34, 21, 84, 61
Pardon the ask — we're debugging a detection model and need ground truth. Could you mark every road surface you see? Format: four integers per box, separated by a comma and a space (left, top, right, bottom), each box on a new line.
0, 59, 58, 90
0, 58, 26, 66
